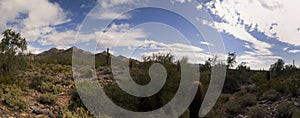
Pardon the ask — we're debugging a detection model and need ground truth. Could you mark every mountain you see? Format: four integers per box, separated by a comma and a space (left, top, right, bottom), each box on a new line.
34, 47, 131, 66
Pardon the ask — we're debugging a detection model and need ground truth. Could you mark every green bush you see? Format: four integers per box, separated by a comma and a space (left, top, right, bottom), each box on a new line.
224, 100, 241, 115
259, 89, 279, 101
282, 80, 299, 97
39, 93, 58, 105
292, 108, 300, 118
29, 76, 43, 89
103, 83, 140, 111
0, 75, 26, 88
30, 75, 57, 88
38, 82, 63, 94
65, 87, 95, 118
218, 94, 230, 103
276, 102, 295, 118
51, 66, 71, 73
222, 75, 240, 94
60, 79, 73, 86
239, 94, 257, 107
0, 84, 27, 111
62, 107, 95, 118
79, 68, 93, 78
235, 89, 247, 97
3, 95, 27, 111
247, 106, 267, 118
68, 88, 87, 111
204, 109, 223, 118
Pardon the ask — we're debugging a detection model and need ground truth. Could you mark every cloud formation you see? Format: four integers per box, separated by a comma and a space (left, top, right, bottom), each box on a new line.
288, 50, 300, 54
88, 11, 131, 20
0, 0, 70, 52
204, 0, 300, 46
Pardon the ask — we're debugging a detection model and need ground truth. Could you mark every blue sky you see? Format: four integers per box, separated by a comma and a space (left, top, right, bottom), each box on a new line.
0, 0, 300, 69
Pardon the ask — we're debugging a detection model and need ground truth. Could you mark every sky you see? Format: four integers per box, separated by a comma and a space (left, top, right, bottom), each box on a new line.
0, 0, 300, 70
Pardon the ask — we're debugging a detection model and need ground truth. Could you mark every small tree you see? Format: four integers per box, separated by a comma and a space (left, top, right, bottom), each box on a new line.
0, 29, 27, 75
284, 64, 297, 72
200, 56, 217, 71
236, 62, 250, 71
207, 55, 218, 66
269, 59, 285, 76
227, 52, 236, 68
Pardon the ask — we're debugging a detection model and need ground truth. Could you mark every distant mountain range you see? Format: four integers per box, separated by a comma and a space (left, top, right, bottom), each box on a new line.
31, 47, 136, 66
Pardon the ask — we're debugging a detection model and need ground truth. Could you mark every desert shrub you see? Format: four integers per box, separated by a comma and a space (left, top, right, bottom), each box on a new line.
60, 79, 73, 86
204, 109, 223, 118
52, 66, 71, 73
199, 72, 211, 93
74, 80, 133, 116
276, 102, 295, 118
68, 88, 87, 111
292, 108, 300, 118
0, 75, 26, 88
79, 68, 93, 78
259, 89, 279, 101
224, 100, 242, 116
239, 94, 257, 107
38, 82, 63, 94
252, 72, 268, 85
39, 93, 58, 105
223, 92, 256, 116
30, 75, 54, 87
62, 107, 95, 118
247, 106, 267, 118
218, 94, 230, 103
282, 80, 299, 97
104, 53, 183, 112
0, 84, 27, 111
269, 79, 285, 94
245, 84, 256, 93
205, 94, 229, 118
30, 76, 43, 89
3, 95, 27, 111
235, 89, 247, 97
0, 75, 15, 85
222, 74, 240, 94
39, 82, 52, 93
103, 83, 140, 111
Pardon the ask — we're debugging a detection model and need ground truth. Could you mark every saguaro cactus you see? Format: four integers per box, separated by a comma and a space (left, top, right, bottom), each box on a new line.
106, 48, 110, 66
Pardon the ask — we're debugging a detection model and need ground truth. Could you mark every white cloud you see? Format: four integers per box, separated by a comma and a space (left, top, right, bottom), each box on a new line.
39, 30, 97, 48
92, 0, 135, 20
172, 0, 192, 4
97, 0, 137, 8
96, 23, 207, 63
39, 30, 77, 46
141, 40, 204, 53
202, 20, 272, 55
196, 4, 203, 10
288, 50, 300, 53
204, 0, 300, 46
283, 47, 289, 51
88, 11, 131, 20
238, 53, 281, 70
97, 23, 148, 48
141, 50, 210, 64
0, 0, 70, 42
200, 41, 214, 46
25, 45, 44, 54
38, 23, 147, 49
